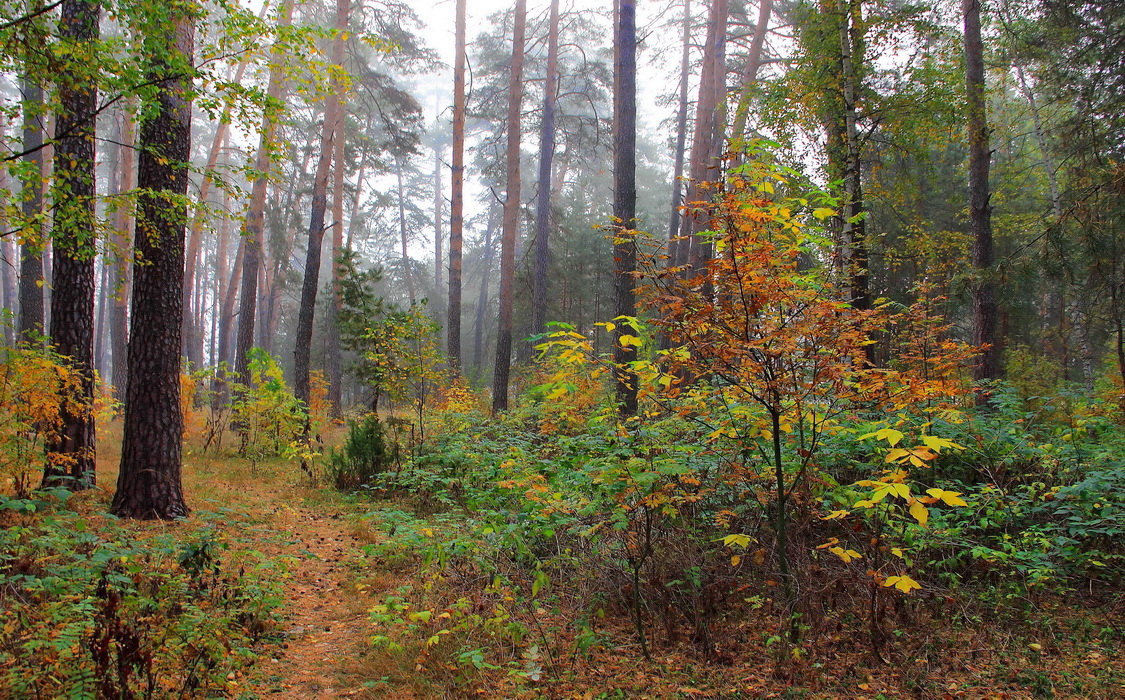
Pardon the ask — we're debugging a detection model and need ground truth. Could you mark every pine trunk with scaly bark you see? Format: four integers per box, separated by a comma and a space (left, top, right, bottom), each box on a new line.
234, 0, 295, 393
613, 0, 638, 416
492, 0, 527, 414
44, 0, 99, 490
112, 13, 195, 520
294, 0, 350, 408
447, 0, 467, 370
963, 0, 1000, 395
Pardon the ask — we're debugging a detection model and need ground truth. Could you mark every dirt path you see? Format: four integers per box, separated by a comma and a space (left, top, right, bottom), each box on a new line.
183, 458, 386, 699
250, 499, 375, 698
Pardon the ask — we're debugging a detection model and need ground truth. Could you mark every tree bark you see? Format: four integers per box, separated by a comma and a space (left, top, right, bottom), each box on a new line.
447, 0, 467, 370
667, 0, 692, 246
109, 104, 135, 399
0, 226, 15, 348
182, 56, 254, 369
729, 0, 773, 144
492, 0, 527, 414
531, 0, 560, 344
838, 0, 869, 311
674, 0, 729, 272
17, 78, 45, 343
326, 109, 346, 416
432, 141, 444, 321
112, 13, 194, 520
234, 0, 295, 389
44, 0, 99, 490
294, 0, 349, 408
613, 0, 638, 416
474, 203, 500, 380
963, 0, 1000, 394
94, 252, 107, 376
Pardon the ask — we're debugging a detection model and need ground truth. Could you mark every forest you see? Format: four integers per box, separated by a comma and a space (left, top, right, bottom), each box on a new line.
0, 0, 1122, 697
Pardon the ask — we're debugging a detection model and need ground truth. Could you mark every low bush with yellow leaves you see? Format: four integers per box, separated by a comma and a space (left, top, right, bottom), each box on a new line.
0, 344, 91, 497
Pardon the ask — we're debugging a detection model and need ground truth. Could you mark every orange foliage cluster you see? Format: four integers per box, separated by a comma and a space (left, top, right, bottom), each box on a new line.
0, 346, 92, 496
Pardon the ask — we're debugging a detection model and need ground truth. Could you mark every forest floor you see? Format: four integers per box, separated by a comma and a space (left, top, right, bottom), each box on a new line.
84, 426, 1122, 699
93, 426, 400, 698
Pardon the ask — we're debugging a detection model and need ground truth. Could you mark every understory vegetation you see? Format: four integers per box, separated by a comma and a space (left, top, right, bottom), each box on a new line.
0, 490, 285, 698
331, 361, 1123, 697
2, 161, 1124, 697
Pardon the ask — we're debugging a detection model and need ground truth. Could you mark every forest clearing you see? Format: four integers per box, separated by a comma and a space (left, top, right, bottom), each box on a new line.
1, 0, 1123, 697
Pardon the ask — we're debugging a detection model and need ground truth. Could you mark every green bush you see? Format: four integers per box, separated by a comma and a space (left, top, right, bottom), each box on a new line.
326, 414, 400, 490
0, 493, 284, 698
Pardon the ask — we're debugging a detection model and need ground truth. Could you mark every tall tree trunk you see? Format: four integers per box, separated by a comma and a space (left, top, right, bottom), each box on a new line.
532, 0, 560, 343
94, 253, 107, 376
326, 108, 346, 416
838, 0, 869, 311
729, 0, 773, 143
44, 0, 99, 490
473, 204, 499, 379
394, 156, 416, 305
492, 0, 527, 414
447, 0, 467, 370
109, 104, 134, 398
432, 142, 444, 321
213, 227, 243, 406
18, 78, 45, 343
667, 0, 692, 246
234, 0, 295, 389
674, 0, 729, 272
182, 60, 253, 369
210, 206, 229, 367
0, 228, 15, 348
294, 0, 349, 408
613, 0, 638, 416
212, 164, 231, 364
0, 166, 15, 347
112, 13, 194, 520
963, 0, 1000, 395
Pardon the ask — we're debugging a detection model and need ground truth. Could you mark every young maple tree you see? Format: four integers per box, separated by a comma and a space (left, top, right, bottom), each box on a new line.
636, 149, 974, 645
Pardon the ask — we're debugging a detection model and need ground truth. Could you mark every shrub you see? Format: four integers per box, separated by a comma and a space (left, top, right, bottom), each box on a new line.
326, 414, 400, 490
0, 343, 91, 497
0, 493, 284, 697
229, 349, 305, 462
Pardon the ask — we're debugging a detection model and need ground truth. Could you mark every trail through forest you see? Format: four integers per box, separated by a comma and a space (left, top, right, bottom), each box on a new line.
242, 488, 373, 698
163, 451, 393, 699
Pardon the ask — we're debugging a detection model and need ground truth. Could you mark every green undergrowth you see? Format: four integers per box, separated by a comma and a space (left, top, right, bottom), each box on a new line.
0, 488, 286, 699
329, 380, 1124, 696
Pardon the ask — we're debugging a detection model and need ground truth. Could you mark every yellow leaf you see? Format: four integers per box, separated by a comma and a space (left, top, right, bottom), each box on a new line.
829, 546, 862, 563
909, 499, 929, 526
618, 334, 643, 348
892, 483, 911, 500
858, 427, 905, 446
720, 533, 752, 549
731, 555, 742, 566
812, 207, 835, 220
883, 574, 922, 593
870, 484, 895, 502
853, 499, 876, 509
816, 537, 840, 549
885, 448, 910, 463
926, 488, 968, 507
890, 547, 905, 558
920, 434, 964, 452
822, 509, 850, 520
